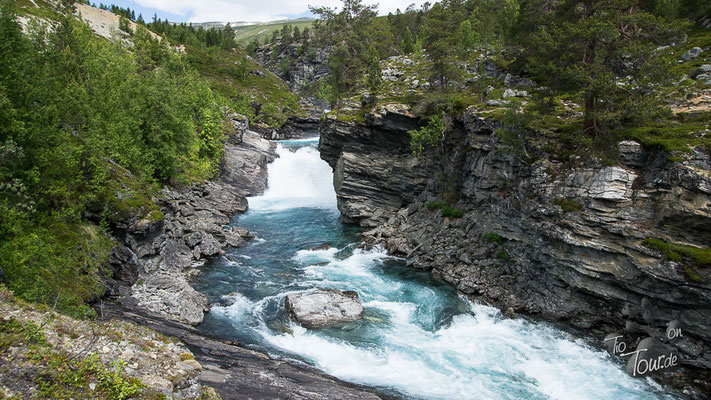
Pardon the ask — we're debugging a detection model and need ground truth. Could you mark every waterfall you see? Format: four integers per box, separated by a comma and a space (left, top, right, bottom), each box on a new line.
248, 142, 337, 211
197, 140, 674, 400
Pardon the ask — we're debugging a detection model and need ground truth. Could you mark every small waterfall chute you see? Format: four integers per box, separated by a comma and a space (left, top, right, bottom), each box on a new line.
248, 144, 337, 211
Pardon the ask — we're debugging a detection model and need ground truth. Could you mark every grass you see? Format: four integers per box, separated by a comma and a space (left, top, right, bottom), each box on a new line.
184, 45, 303, 128
642, 238, 710, 283
621, 112, 711, 154
15, 0, 61, 20
553, 197, 583, 213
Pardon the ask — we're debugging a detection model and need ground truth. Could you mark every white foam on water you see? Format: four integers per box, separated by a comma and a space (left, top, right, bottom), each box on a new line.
213, 142, 672, 400
255, 247, 671, 400
248, 144, 336, 211
211, 292, 254, 322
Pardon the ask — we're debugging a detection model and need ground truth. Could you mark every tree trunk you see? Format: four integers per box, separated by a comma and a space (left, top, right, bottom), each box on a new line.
583, 94, 598, 137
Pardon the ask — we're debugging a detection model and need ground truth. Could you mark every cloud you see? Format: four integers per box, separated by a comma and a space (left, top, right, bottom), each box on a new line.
132, 0, 426, 23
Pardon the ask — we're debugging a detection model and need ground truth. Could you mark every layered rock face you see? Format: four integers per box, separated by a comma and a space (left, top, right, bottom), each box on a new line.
319, 104, 432, 226
107, 116, 276, 325
320, 106, 711, 393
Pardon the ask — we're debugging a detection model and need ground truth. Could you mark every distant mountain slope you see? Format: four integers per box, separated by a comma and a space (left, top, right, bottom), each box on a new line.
231, 18, 315, 44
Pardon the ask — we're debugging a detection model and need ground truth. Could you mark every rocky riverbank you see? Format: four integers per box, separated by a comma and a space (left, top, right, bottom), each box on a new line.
105, 116, 276, 326
93, 114, 390, 399
319, 104, 711, 396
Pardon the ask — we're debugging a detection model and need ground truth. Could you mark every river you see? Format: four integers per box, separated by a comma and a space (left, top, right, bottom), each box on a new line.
192, 139, 674, 400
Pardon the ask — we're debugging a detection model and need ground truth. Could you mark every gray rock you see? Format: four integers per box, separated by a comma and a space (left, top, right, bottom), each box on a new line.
199, 234, 221, 257
680, 47, 702, 61
184, 232, 203, 248
618, 140, 645, 167
486, 100, 508, 106
322, 108, 711, 393
285, 289, 364, 329
103, 302, 383, 400
690, 64, 711, 79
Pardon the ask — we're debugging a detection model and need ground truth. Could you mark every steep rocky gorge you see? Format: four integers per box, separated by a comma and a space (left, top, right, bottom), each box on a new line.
99, 114, 385, 399
319, 105, 711, 395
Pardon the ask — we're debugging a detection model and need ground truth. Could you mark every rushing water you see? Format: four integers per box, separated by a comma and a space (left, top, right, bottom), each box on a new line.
193, 139, 675, 400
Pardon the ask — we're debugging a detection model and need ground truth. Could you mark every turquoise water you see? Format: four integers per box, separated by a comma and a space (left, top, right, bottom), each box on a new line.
193, 140, 675, 400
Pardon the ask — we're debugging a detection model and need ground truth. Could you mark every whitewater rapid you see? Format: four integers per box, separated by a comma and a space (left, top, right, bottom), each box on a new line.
195, 140, 674, 400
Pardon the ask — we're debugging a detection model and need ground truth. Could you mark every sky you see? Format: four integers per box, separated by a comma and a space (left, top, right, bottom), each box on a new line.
104, 0, 427, 23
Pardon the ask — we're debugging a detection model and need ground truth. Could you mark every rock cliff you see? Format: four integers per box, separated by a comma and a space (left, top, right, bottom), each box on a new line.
106, 116, 276, 326
320, 105, 711, 395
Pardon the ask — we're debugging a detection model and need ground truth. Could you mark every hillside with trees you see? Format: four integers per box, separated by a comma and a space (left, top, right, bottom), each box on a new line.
258, 0, 710, 158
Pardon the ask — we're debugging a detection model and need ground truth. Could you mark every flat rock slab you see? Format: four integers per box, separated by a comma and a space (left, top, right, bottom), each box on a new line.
101, 302, 382, 400
285, 289, 364, 329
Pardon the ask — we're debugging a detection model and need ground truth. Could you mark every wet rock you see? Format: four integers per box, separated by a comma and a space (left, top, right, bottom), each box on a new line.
285, 289, 364, 328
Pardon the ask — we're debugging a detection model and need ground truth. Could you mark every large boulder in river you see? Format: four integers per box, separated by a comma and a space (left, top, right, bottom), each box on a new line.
285, 289, 363, 329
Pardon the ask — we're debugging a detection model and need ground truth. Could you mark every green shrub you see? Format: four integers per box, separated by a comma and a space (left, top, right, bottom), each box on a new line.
484, 232, 503, 244
441, 204, 463, 218
496, 249, 512, 262
425, 201, 463, 218
426, 200, 446, 210
409, 113, 446, 155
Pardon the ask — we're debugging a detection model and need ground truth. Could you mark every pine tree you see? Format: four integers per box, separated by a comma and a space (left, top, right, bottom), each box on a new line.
423, 2, 460, 88
524, 0, 680, 136
457, 20, 475, 57
310, 0, 378, 102
401, 26, 414, 54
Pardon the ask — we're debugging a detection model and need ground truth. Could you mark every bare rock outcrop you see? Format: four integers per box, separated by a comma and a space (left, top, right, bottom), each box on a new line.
321, 104, 711, 394
107, 115, 276, 326
285, 289, 364, 329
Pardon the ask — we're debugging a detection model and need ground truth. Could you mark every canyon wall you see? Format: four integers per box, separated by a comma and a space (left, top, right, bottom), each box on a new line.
320, 105, 711, 394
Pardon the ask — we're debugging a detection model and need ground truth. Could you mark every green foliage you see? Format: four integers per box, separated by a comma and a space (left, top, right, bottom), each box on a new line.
425, 201, 463, 218
469, 0, 518, 47
553, 197, 582, 213
484, 232, 503, 245
35, 353, 143, 400
0, 1, 228, 315
316, 79, 336, 105
457, 20, 475, 57
118, 16, 131, 35
0, 316, 48, 349
621, 112, 711, 153
521, 0, 682, 136
426, 200, 446, 210
496, 103, 532, 157
642, 239, 711, 267
496, 249, 512, 262
441, 205, 463, 218
422, 3, 461, 88
401, 27, 414, 54
365, 45, 382, 98
0, 210, 113, 317
409, 113, 446, 154
642, 238, 710, 283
